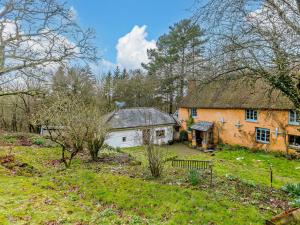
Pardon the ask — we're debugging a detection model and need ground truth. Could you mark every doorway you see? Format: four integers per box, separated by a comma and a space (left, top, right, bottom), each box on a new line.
195, 130, 203, 146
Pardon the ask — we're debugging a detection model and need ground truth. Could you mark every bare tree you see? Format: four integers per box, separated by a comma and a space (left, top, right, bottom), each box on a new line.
85, 106, 109, 161
195, 0, 300, 108
35, 94, 89, 168
139, 109, 168, 178
0, 0, 97, 96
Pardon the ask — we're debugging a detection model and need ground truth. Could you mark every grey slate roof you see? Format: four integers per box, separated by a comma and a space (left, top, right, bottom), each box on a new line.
191, 121, 213, 132
106, 107, 177, 129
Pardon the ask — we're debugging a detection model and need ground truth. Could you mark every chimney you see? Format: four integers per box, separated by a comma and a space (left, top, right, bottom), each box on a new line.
188, 79, 196, 95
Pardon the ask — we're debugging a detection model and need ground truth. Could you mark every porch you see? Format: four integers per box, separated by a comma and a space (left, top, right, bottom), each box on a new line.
190, 121, 214, 150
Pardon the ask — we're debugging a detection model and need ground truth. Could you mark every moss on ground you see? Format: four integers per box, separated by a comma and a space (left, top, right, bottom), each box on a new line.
0, 144, 299, 224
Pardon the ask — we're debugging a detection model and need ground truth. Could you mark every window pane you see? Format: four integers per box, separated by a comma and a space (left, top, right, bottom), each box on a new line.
254, 111, 257, 120
256, 128, 270, 143
297, 111, 300, 122
246, 109, 257, 121
289, 135, 300, 146
290, 111, 296, 123
296, 136, 300, 145
261, 132, 265, 141
256, 129, 261, 140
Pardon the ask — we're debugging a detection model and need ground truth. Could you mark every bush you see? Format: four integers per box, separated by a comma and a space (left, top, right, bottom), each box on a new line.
242, 180, 257, 188
282, 183, 300, 197
145, 145, 166, 178
179, 130, 188, 142
188, 169, 201, 186
33, 138, 45, 146
102, 144, 122, 153
290, 198, 300, 207
225, 173, 237, 181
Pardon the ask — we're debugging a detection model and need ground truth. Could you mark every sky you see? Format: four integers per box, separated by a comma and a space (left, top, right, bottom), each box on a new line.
67, 0, 197, 73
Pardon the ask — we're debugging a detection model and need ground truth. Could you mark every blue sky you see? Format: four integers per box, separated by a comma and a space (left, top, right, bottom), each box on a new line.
67, 0, 196, 72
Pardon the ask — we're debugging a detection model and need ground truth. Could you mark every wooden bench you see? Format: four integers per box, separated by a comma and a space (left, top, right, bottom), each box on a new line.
171, 159, 213, 185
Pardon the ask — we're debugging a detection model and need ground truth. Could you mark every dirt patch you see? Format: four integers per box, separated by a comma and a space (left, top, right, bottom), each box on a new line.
0, 154, 40, 176
98, 153, 141, 166
45, 159, 63, 168
17, 136, 32, 146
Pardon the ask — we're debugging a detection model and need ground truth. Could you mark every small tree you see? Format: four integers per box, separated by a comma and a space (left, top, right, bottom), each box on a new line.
145, 140, 166, 178
35, 94, 89, 168
85, 107, 109, 161
140, 109, 167, 178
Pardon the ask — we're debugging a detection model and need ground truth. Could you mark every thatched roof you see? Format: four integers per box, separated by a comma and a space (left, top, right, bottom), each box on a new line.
106, 107, 177, 129
180, 77, 294, 110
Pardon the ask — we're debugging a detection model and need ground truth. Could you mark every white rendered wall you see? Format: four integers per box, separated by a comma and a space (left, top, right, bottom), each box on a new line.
104, 125, 174, 148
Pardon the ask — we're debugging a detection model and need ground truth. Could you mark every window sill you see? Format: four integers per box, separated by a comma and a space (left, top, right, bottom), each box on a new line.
288, 123, 300, 126
246, 119, 258, 123
256, 140, 270, 144
288, 145, 300, 150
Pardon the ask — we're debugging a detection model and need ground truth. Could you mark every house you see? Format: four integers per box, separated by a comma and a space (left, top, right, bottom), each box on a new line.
104, 107, 178, 148
178, 77, 300, 155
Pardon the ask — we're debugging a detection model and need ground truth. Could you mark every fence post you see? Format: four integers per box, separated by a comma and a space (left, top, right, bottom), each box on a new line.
270, 165, 273, 188
209, 162, 213, 187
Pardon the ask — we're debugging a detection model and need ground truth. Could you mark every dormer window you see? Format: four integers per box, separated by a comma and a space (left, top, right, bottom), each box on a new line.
190, 108, 197, 118
289, 110, 299, 125
245, 109, 258, 122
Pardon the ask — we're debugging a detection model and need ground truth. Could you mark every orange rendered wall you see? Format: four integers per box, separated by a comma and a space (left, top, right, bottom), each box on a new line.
179, 107, 300, 154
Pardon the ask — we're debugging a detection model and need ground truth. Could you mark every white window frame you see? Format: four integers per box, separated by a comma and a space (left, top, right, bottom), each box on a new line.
256, 128, 270, 144
156, 130, 165, 138
288, 110, 300, 125
190, 108, 197, 118
245, 109, 258, 122
288, 135, 300, 149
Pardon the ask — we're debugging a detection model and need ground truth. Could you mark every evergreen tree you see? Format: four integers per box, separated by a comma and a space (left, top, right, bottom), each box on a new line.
121, 68, 129, 80
143, 19, 206, 113
113, 66, 121, 80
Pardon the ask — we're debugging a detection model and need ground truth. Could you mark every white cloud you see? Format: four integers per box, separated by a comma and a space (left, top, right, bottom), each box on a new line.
90, 59, 116, 75
116, 25, 156, 70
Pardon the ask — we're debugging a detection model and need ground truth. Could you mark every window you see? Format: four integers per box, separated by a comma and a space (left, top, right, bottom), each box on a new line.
256, 128, 270, 143
246, 109, 258, 122
289, 110, 300, 125
156, 130, 165, 138
190, 108, 197, 118
122, 137, 126, 142
288, 135, 300, 148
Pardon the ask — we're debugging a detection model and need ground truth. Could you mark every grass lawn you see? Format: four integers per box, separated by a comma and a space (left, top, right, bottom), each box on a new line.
0, 143, 299, 224
124, 144, 300, 188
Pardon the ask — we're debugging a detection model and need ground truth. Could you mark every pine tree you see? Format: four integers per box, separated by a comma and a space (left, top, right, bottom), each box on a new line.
143, 19, 206, 113
113, 66, 121, 80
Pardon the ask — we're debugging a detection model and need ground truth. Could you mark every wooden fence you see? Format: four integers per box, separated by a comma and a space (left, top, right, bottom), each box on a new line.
171, 159, 213, 186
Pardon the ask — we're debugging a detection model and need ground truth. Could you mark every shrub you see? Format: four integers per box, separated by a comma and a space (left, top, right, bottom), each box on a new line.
188, 169, 201, 186
290, 198, 300, 207
242, 180, 257, 188
145, 145, 166, 178
102, 144, 122, 153
33, 138, 45, 146
282, 183, 300, 197
225, 173, 237, 181
186, 116, 194, 131
179, 130, 188, 142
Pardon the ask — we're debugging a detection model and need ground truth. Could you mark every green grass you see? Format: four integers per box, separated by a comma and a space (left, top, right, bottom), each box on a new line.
0, 144, 299, 224
125, 144, 300, 188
